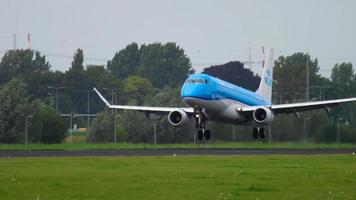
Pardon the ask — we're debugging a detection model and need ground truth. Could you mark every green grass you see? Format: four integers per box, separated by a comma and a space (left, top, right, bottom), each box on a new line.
0, 155, 356, 199
0, 142, 355, 151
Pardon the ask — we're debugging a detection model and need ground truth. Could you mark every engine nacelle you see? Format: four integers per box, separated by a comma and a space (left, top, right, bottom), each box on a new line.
168, 109, 189, 126
252, 107, 274, 124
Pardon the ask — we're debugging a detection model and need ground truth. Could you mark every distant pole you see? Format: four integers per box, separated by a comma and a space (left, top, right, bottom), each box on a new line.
70, 112, 73, 143
310, 86, 331, 101
153, 120, 157, 145
268, 124, 272, 143
111, 90, 114, 104
306, 52, 310, 101
24, 115, 32, 145
27, 33, 31, 50
232, 125, 236, 141
56, 89, 59, 114
70, 113, 73, 130
303, 117, 311, 142
337, 119, 340, 144
103, 88, 116, 112
87, 90, 90, 129
337, 118, 344, 145
74, 89, 91, 129
322, 89, 325, 100
248, 47, 252, 70
262, 46, 265, 68
48, 86, 66, 115
103, 88, 115, 104
13, 33, 16, 49
323, 88, 326, 100
48, 93, 54, 106
193, 131, 196, 144
25, 117, 28, 145
148, 114, 160, 145
322, 86, 331, 100
114, 115, 118, 144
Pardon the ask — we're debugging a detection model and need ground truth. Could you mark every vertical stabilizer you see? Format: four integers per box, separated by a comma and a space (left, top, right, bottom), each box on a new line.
255, 48, 274, 103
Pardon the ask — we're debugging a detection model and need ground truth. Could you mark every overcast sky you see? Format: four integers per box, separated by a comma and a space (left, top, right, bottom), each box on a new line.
1, 0, 355, 77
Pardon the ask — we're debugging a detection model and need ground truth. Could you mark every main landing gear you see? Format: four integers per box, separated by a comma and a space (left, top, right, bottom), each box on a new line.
197, 129, 211, 140
195, 108, 211, 141
252, 127, 266, 139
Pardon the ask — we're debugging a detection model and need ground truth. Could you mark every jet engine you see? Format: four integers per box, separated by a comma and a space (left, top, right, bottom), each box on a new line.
168, 109, 189, 126
252, 107, 274, 124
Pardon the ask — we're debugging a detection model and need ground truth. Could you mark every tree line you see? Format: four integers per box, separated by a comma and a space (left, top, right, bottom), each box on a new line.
0, 43, 355, 144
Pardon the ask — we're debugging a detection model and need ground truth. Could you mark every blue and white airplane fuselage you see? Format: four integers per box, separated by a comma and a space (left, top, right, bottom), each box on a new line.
181, 74, 270, 124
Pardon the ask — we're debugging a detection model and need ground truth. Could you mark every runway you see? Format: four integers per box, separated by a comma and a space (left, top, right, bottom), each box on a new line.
0, 148, 355, 157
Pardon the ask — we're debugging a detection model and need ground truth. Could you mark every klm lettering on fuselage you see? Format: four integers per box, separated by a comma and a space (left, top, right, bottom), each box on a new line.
264, 70, 272, 86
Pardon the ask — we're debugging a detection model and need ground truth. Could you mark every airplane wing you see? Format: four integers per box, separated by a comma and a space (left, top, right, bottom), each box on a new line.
241, 97, 356, 114
93, 87, 194, 114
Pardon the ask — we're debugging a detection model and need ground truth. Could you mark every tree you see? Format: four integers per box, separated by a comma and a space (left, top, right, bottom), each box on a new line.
86, 65, 119, 88
70, 48, 84, 71
88, 110, 114, 142
115, 123, 127, 142
330, 62, 355, 98
274, 53, 321, 103
145, 87, 194, 143
85, 65, 121, 113
139, 42, 193, 88
122, 76, 154, 105
108, 42, 193, 88
0, 49, 50, 85
26, 70, 55, 101
0, 79, 30, 143
329, 62, 356, 124
115, 111, 153, 143
107, 43, 140, 80
203, 61, 260, 91
30, 101, 66, 143
63, 51, 91, 113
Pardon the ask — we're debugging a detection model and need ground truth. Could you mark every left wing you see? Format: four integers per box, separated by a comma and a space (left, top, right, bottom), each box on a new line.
241, 97, 356, 114
93, 87, 194, 114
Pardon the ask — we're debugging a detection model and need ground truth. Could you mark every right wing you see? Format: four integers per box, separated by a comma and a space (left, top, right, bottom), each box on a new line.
93, 87, 194, 115
240, 97, 356, 114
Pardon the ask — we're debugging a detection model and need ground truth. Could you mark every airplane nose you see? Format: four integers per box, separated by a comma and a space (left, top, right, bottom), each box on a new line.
181, 84, 195, 98
181, 84, 213, 100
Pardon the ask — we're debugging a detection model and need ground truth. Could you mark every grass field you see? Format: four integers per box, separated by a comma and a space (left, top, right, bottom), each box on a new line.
0, 142, 356, 151
0, 155, 355, 199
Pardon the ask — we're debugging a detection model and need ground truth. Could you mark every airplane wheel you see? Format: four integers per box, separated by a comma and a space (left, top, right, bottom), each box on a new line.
252, 128, 258, 139
204, 130, 211, 140
197, 130, 204, 140
259, 127, 266, 139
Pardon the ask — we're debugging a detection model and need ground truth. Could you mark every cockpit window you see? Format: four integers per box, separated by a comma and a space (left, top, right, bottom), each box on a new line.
186, 78, 208, 84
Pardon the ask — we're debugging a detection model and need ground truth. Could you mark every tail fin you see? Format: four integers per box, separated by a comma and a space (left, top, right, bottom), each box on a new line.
255, 48, 274, 103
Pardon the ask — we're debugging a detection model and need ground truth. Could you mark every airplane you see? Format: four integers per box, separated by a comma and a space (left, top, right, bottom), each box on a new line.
94, 49, 356, 140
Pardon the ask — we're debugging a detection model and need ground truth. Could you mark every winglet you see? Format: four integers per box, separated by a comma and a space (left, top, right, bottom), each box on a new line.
93, 87, 111, 107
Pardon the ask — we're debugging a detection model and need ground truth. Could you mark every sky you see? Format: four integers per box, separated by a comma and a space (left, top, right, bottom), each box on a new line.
1, 0, 356, 77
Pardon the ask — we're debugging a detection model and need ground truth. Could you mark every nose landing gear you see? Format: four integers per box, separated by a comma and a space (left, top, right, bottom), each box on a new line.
195, 109, 211, 141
